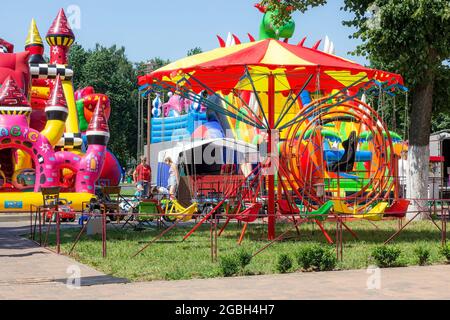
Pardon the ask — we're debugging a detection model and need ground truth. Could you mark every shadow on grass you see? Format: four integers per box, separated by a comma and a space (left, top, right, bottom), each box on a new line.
46, 219, 448, 249
217, 222, 446, 245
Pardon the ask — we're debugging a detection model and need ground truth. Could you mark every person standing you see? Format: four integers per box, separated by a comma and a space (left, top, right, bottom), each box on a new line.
133, 156, 151, 198
165, 157, 179, 199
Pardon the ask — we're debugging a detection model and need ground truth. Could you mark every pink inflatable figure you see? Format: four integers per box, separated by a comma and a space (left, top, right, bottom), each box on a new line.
75, 100, 109, 193
162, 93, 192, 117
74, 86, 95, 101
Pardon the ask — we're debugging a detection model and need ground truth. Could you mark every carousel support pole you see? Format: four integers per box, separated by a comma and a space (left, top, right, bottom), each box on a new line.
56, 211, 61, 255
30, 206, 33, 240
210, 216, 214, 262
102, 207, 107, 258
214, 215, 219, 262
137, 93, 141, 161
267, 73, 276, 241
38, 207, 42, 246
69, 217, 91, 255
443, 205, 450, 246
44, 219, 52, 248
277, 173, 282, 228
33, 207, 38, 241
442, 202, 447, 246
141, 94, 145, 158
393, 155, 400, 200
132, 219, 181, 258
33, 208, 38, 241
147, 95, 152, 169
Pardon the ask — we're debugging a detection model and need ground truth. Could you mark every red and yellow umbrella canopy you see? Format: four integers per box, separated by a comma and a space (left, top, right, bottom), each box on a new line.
139, 39, 403, 94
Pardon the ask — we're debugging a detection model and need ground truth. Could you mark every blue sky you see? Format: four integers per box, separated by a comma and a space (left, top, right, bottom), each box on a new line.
0, 0, 367, 65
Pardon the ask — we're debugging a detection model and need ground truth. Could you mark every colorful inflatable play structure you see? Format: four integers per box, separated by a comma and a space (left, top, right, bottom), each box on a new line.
0, 9, 122, 211
138, 3, 410, 240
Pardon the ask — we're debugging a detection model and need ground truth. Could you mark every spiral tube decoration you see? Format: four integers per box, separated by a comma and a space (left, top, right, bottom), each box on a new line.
281, 97, 397, 214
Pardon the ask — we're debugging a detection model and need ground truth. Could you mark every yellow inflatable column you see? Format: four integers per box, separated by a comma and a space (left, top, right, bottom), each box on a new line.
62, 81, 80, 134
41, 76, 69, 145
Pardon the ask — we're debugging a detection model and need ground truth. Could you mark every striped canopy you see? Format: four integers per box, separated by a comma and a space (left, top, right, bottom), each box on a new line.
139, 39, 403, 94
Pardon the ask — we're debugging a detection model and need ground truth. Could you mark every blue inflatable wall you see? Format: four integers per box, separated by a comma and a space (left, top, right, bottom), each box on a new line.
151, 112, 208, 143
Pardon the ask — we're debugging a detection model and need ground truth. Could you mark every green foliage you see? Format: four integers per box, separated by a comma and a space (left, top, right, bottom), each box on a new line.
237, 250, 253, 270
264, 1, 450, 137
164, 268, 186, 281
68, 44, 172, 168
68, 44, 139, 166
371, 246, 401, 268
432, 65, 450, 131
342, 0, 450, 143
145, 57, 171, 73
134, 61, 150, 77
276, 254, 293, 273
219, 250, 252, 277
296, 245, 337, 271
219, 255, 240, 277
343, 0, 450, 84
69, 43, 89, 89
259, 0, 326, 29
414, 246, 431, 266
187, 47, 203, 56
432, 112, 450, 133
441, 244, 450, 262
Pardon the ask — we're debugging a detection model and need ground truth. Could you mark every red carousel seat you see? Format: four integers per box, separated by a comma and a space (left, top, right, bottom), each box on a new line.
384, 200, 411, 218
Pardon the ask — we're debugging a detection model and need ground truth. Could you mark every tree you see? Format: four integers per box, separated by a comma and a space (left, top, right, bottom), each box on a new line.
258, 0, 326, 28
145, 57, 171, 73
187, 47, 203, 56
68, 43, 88, 90
432, 65, 450, 132
69, 44, 139, 167
342, 0, 450, 218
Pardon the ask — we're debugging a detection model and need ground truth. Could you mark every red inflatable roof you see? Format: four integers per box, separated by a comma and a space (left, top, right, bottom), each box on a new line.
0, 52, 30, 93
47, 8, 75, 40
46, 75, 67, 108
0, 76, 30, 107
0, 38, 14, 53
88, 100, 110, 133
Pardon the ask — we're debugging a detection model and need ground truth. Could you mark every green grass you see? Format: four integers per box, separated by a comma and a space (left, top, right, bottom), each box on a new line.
118, 186, 137, 197
44, 220, 449, 282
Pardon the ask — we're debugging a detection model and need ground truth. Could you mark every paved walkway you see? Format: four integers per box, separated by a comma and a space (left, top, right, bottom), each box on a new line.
1, 215, 450, 300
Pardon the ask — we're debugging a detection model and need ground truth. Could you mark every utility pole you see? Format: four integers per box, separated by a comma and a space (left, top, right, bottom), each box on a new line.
137, 93, 141, 162
147, 96, 151, 167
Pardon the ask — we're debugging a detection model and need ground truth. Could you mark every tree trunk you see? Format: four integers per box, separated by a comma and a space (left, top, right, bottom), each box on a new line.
406, 78, 435, 220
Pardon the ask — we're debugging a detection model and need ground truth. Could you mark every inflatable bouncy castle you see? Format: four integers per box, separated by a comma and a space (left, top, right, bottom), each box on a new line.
0, 9, 122, 211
